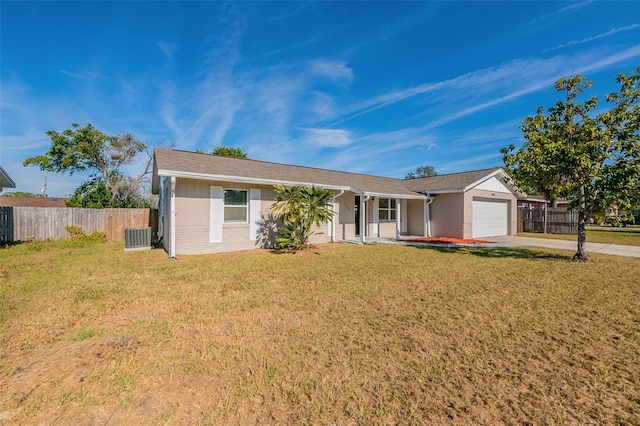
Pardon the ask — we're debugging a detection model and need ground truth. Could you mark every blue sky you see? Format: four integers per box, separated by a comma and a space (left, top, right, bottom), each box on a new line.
1, 1, 639, 197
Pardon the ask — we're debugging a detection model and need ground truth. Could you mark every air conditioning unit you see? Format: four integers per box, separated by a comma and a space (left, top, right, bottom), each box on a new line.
124, 227, 151, 251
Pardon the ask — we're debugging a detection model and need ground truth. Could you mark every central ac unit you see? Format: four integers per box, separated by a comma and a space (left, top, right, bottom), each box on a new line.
124, 227, 152, 251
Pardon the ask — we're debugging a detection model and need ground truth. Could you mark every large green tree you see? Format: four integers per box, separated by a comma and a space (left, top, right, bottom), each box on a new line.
196, 145, 249, 159
405, 165, 437, 179
502, 68, 640, 262
66, 172, 152, 208
23, 123, 151, 208
271, 184, 334, 251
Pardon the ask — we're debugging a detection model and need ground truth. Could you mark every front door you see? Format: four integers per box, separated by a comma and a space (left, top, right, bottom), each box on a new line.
354, 196, 360, 236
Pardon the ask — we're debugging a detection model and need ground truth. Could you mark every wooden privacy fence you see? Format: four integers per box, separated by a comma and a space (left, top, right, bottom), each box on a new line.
0, 207, 12, 244
518, 206, 578, 234
0, 207, 158, 243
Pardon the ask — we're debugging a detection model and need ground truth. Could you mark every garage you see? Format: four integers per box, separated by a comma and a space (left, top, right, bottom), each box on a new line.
472, 199, 508, 238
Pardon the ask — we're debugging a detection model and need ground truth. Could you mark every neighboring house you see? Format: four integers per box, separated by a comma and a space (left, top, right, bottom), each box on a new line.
0, 165, 16, 193
517, 194, 570, 210
152, 149, 519, 257
517, 194, 550, 210
0, 196, 68, 207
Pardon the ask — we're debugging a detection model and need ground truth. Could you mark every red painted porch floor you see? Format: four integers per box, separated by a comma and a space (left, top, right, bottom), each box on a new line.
401, 236, 494, 245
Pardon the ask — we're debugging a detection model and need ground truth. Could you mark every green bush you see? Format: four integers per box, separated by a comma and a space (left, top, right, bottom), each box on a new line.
65, 225, 106, 244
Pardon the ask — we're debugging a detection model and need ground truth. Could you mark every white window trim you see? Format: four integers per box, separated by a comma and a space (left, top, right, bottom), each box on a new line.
224, 188, 249, 224
378, 198, 397, 222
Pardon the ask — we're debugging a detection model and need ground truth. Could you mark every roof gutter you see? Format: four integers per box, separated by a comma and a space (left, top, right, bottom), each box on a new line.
157, 169, 351, 192
424, 194, 435, 237
169, 176, 177, 260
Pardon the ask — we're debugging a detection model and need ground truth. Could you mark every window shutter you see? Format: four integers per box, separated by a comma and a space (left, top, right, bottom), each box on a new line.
401, 199, 408, 233
249, 188, 261, 241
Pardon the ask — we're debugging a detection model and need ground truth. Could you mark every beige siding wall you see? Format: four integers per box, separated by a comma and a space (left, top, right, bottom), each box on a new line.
335, 194, 425, 239
430, 193, 464, 239
171, 180, 431, 251
173, 179, 333, 255
407, 199, 425, 236
336, 192, 357, 240
378, 221, 396, 238
464, 189, 517, 239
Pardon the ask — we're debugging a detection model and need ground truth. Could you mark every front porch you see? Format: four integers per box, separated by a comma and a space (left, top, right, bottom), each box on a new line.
329, 192, 432, 244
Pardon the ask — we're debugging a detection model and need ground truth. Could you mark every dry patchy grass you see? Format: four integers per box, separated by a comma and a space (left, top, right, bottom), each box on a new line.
1, 241, 639, 425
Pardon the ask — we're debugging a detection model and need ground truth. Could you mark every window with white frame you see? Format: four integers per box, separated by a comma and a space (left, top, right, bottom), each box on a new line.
224, 189, 248, 222
378, 198, 397, 221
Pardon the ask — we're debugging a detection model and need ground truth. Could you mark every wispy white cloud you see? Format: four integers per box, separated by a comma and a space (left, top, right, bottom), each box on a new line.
157, 40, 177, 59
545, 24, 640, 53
526, 1, 594, 31
301, 128, 351, 148
159, 7, 247, 151
59, 69, 101, 79
438, 153, 503, 173
309, 59, 354, 82
316, 127, 438, 175
327, 46, 640, 130
306, 91, 337, 121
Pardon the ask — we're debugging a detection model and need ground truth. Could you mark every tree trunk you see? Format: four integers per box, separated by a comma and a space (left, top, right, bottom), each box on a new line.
573, 211, 589, 262
573, 185, 589, 262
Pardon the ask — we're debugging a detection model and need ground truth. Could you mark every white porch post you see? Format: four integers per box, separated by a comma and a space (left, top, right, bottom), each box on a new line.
395, 198, 401, 240
424, 198, 429, 237
360, 196, 367, 244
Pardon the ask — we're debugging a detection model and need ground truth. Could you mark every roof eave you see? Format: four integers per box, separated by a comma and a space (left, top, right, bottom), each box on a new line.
0, 165, 16, 189
418, 188, 465, 194
363, 191, 426, 200
156, 169, 351, 192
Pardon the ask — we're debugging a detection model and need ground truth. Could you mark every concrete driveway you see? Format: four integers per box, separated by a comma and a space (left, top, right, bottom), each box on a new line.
487, 235, 640, 258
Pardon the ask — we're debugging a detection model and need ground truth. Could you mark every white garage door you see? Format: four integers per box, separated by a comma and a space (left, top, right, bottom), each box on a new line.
472, 199, 508, 238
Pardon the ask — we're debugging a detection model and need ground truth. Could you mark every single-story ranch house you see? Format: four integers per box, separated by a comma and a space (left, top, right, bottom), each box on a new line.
152, 148, 519, 257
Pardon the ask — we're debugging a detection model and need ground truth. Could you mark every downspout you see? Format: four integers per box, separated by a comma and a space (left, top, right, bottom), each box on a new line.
362, 195, 371, 243
331, 190, 344, 242
424, 194, 434, 237
169, 176, 177, 259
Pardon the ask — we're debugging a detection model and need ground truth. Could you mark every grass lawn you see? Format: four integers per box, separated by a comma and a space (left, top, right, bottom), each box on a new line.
520, 226, 640, 246
1, 241, 639, 424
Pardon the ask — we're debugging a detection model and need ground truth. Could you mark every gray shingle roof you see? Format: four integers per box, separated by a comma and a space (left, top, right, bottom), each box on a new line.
153, 149, 422, 198
0, 196, 68, 207
153, 149, 511, 198
403, 168, 503, 193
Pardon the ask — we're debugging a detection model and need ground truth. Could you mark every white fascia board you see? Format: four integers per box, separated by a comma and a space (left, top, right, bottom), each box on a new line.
463, 169, 518, 194
462, 169, 504, 192
363, 191, 426, 200
156, 169, 350, 191
419, 188, 465, 194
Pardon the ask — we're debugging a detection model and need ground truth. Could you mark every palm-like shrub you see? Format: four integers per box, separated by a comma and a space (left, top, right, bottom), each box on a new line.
271, 184, 334, 251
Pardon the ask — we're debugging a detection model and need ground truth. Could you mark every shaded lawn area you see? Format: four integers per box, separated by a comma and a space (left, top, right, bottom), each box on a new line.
519, 227, 640, 246
1, 241, 639, 424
